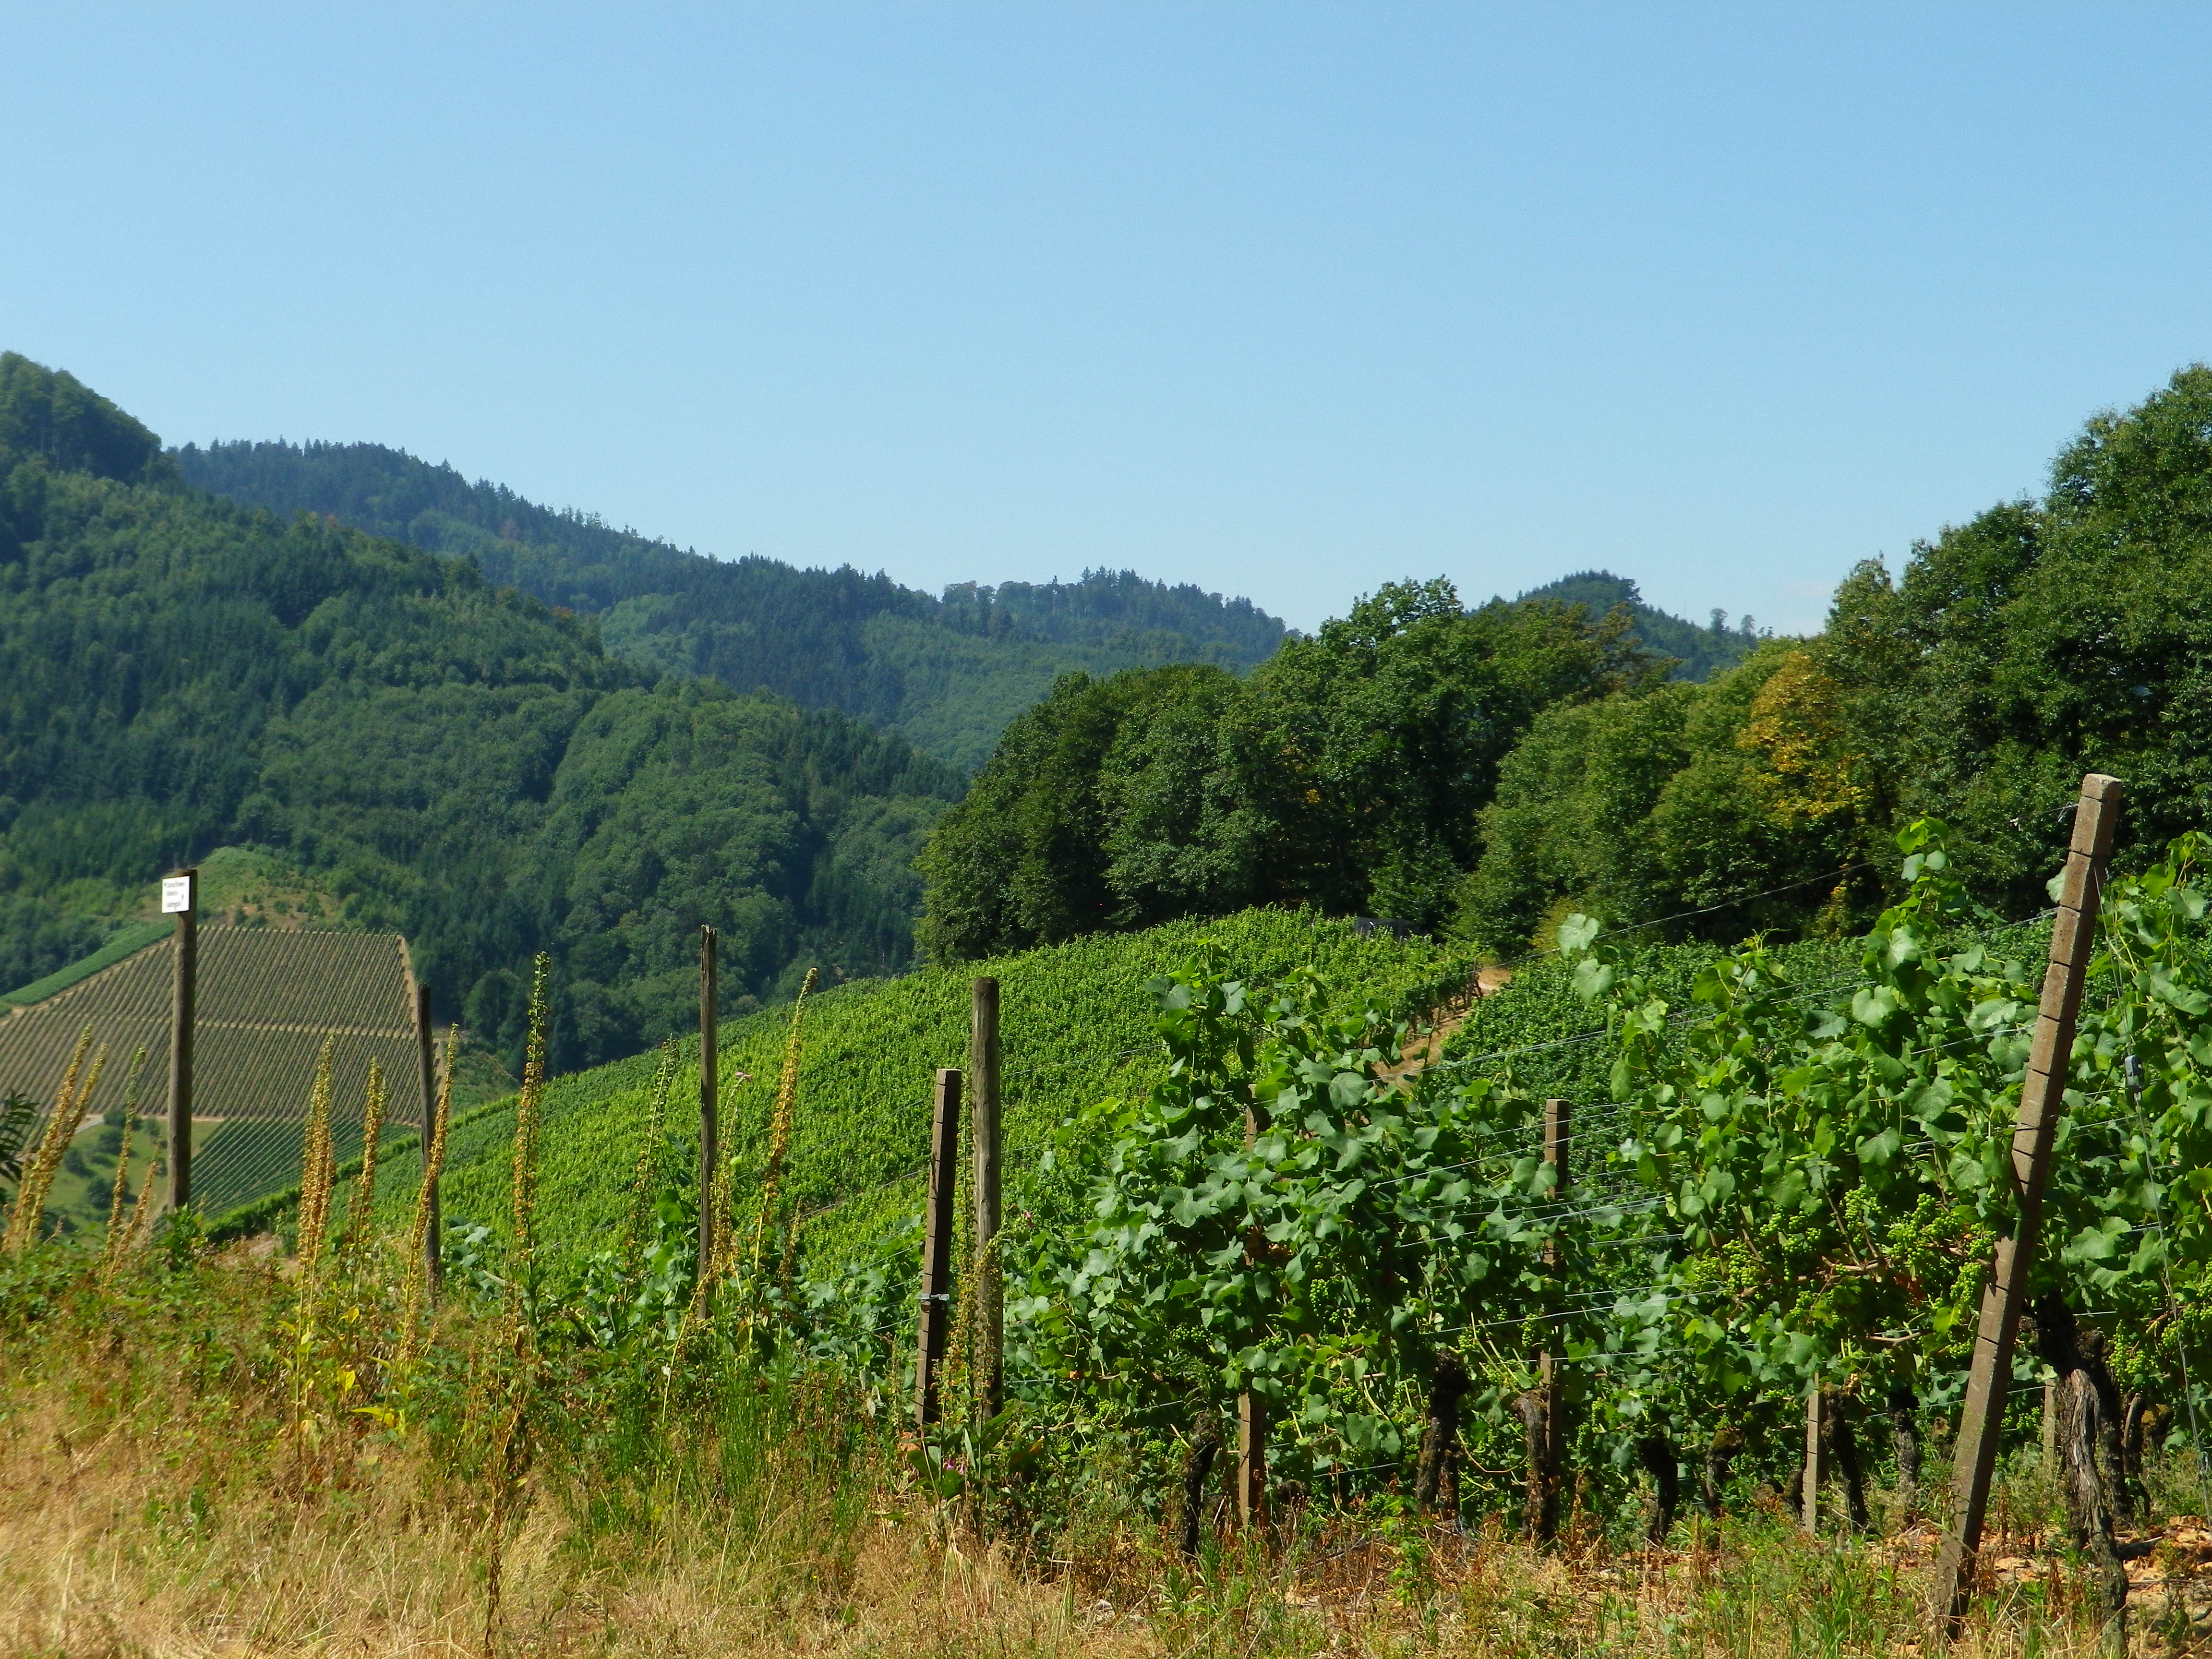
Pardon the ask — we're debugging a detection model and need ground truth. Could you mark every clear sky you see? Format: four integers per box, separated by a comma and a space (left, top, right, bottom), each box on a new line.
6, 4, 2210, 635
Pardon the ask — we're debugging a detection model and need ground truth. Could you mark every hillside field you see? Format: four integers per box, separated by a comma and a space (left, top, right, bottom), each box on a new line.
370, 907, 1474, 1274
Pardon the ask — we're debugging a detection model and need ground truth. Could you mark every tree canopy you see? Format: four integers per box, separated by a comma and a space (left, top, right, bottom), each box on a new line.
921, 364, 2212, 963
918, 579, 1655, 957
1515, 569, 1765, 681
1454, 364, 2212, 953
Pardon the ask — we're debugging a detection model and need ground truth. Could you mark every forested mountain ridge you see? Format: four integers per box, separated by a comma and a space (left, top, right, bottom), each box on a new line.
172, 439, 1287, 769
0, 352, 962, 1070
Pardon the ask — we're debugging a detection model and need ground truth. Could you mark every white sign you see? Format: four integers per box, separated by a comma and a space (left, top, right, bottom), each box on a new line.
161, 876, 193, 915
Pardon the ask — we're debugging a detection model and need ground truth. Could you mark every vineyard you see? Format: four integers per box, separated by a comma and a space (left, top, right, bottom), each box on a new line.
367, 782, 2212, 1607
0, 925, 431, 1230
368, 907, 1473, 1271
9, 788, 2212, 1654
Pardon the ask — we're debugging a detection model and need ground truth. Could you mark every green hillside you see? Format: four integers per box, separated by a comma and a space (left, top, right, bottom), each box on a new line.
171, 439, 1289, 771
0, 352, 962, 1073
0, 918, 168, 1009
368, 907, 1472, 1275
0, 845, 349, 1008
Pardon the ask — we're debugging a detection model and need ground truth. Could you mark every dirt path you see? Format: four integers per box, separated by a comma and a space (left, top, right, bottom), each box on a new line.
1379, 965, 1511, 1087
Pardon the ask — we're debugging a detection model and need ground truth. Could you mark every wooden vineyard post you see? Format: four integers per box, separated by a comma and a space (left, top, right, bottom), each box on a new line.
1531, 1096, 1569, 1541
1803, 1386, 1826, 1535
914, 1067, 962, 1428
1238, 1392, 1267, 1526
971, 976, 1003, 1417
1238, 1087, 1271, 1527
698, 926, 719, 1274
415, 983, 441, 1289
1931, 772, 2123, 1637
163, 867, 197, 1213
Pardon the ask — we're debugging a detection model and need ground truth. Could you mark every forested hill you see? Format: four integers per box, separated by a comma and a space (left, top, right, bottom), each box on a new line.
171, 439, 1287, 770
1514, 570, 1764, 681
0, 352, 963, 1072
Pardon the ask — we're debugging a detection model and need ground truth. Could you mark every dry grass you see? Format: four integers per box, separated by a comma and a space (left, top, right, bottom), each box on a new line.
0, 1391, 1114, 1659
0, 1258, 1119, 1659
2, 1260, 2202, 1658
0, 1393, 2184, 1657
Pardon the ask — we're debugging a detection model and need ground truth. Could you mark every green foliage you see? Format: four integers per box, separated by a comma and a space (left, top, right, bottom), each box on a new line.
1516, 569, 1766, 682
1045, 956, 1548, 1475
0, 354, 172, 498
16, 1106, 163, 1241
0, 354, 962, 1072
197, 1118, 360, 1226
0, 831, 328, 1003
1814, 370, 2212, 911
1455, 647, 1870, 952
171, 438, 1289, 771
1434, 934, 1836, 1152
1454, 681, 1698, 950
920, 578, 1658, 957
994, 822, 2212, 1523
0, 896, 119, 1000
1479, 820, 2212, 1480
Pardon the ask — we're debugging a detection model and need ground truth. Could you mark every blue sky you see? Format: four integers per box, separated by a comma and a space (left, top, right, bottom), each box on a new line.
5, 4, 2210, 634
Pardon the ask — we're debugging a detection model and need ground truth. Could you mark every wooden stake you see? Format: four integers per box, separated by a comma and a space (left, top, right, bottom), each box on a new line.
699, 926, 718, 1275
971, 976, 1002, 1417
165, 867, 197, 1213
415, 983, 441, 1289
915, 1067, 962, 1428
1534, 1096, 1569, 1541
1238, 1088, 1272, 1526
1932, 771, 2123, 1636
1238, 1391, 1267, 1525
1803, 1385, 1826, 1535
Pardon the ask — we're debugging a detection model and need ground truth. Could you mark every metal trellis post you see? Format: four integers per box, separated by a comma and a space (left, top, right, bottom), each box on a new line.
164, 867, 197, 1213
915, 1067, 962, 1428
1534, 1096, 1568, 1540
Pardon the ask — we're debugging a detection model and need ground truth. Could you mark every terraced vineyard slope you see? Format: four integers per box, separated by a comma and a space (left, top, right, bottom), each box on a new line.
0, 927, 425, 1226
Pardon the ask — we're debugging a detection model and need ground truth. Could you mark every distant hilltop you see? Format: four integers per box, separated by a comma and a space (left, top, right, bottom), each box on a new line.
172, 439, 1288, 772
1513, 570, 1766, 682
